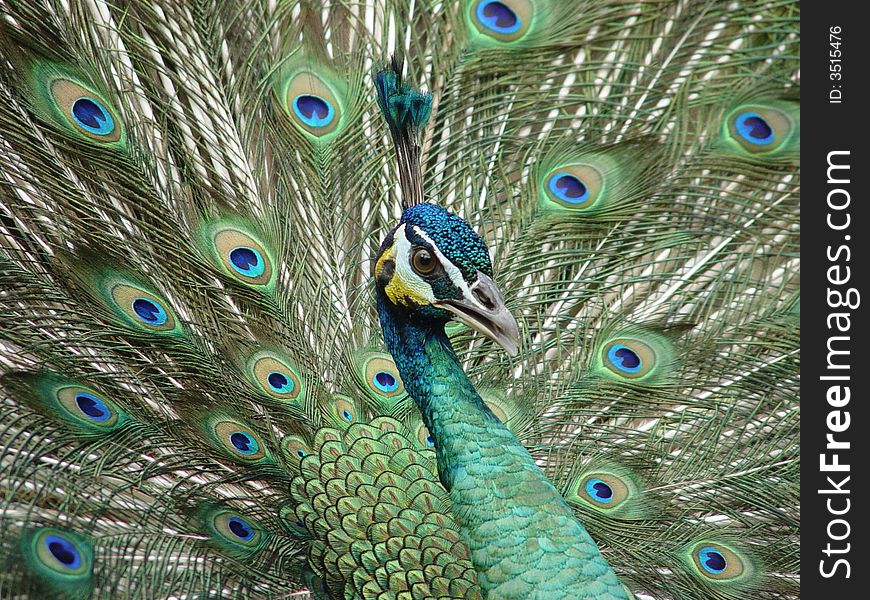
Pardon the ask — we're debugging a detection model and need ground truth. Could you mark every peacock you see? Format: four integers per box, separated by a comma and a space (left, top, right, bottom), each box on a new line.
0, 0, 800, 599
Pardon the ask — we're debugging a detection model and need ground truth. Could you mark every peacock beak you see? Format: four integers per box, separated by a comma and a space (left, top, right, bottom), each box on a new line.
434, 272, 520, 356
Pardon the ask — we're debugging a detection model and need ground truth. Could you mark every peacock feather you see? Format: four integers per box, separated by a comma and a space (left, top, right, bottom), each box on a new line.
0, 0, 799, 599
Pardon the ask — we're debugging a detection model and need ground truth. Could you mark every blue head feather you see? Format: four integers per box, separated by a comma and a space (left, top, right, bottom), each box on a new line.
399, 203, 492, 280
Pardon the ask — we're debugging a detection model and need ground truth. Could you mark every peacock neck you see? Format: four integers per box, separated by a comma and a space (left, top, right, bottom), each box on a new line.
377, 301, 497, 489
376, 295, 628, 600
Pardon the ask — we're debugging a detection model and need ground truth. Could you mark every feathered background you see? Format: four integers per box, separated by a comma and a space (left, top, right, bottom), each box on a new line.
0, 1, 798, 598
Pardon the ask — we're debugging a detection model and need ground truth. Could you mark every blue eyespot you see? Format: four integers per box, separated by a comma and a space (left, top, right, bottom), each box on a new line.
296, 448, 307, 458
584, 478, 614, 503
372, 371, 399, 393
71, 97, 115, 136
341, 408, 354, 422
44, 534, 82, 570
267, 371, 294, 394
292, 94, 335, 128
697, 546, 727, 574
547, 173, 590, 204
476, 1, 521, 34
230, 431, 259, 455
74, 392, 111, 423
131, 298, 168, 325
607, 344, 642, 373
425, 434, 435, 448
228, 247, 265, 278
227, 517, 255, 541
734, 112, 774, 145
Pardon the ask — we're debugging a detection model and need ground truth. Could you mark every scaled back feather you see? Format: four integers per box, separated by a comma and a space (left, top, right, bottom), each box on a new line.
0, 1, 799, 599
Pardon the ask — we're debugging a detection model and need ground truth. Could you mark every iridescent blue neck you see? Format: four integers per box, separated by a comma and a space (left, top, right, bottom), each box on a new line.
376, 294, 496, 488
375, 293, 628, 599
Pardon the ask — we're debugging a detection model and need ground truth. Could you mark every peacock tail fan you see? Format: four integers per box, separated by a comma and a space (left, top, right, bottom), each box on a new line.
1, 1, 798, 599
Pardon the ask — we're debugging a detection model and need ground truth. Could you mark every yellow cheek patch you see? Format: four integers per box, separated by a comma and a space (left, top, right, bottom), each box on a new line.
385, 278, 428, 307
375, 233, 431, 307
375, 246, 394, 279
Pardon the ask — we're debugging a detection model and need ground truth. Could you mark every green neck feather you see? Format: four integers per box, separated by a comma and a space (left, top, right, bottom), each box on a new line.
377, 298, 628, 599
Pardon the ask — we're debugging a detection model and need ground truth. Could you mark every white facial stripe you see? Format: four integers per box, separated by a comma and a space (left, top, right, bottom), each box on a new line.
410, 225, 476, 300
393, 227, 436, 303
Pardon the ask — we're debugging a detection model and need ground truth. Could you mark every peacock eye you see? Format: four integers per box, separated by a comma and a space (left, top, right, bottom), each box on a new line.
411, 247, 438, 275
226, 516, 255, 541
688, 541, 748, 581
108, 283, 179, 334
208, 509, 266, 554
469, 0, 533, 42
212, 420, 268, 462
43, 533, 83, 570
32, 529, 93, 576
726, 104, 796, 154
48, 78, 122, 143
292, 94, 335, 128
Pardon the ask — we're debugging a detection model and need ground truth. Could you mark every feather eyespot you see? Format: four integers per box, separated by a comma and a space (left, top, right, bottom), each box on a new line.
228, 247, 265, 278
293, 94, 335, 128
219, 514, 257, 543
267, 371, 294, 394
27, 528, 93, 577
734, 112, 774, 145
109, 284, 178, 333
213, 420, 267, 462
477, 1, 521, 34
373, 370, 399, 393
470, 0, 532, 42
282, 71, 342, 137
698, 547, 727, 574
688, 542, 749, 581
543, 164, 603, 210
73, 393, 109, 422
603, 339, 656, 379
279, 506, 310, 538
725, 103, 796, 155
326, 395, 358, 428
70, 97, 115, 136
132, 298, 167, 326
333, 396, 356, 425
281, 435, 311, 466
362, 355, 405, 399
42, 533, 82, 571
230, 431, 259, 455
48, 78, 121, 142
416, 422, 436, 449
607, 344, 641, 373
7, 373, 129, 432
249, 354, 303, 401
52, 385, 123, 429
210, 227, 273, 286
577, 472, 631, 509
207, 510, 266, 554
584, 478, 614, 503
56, 387, 121, 428
548, 173, 589, 205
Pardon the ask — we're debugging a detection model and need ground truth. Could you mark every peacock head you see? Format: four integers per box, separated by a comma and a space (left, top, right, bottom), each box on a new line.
374, 203, 520, 355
